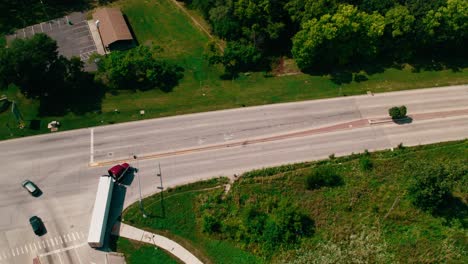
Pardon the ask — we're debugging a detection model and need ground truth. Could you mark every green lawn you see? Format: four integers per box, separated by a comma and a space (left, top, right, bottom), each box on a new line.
123, 178, 262, 264
122, 140, 468, 263
113, 236, 181, 264
1, 0, 467, 140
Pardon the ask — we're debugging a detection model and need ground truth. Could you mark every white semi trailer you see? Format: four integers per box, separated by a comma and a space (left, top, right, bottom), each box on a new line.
87, 176, 114, 248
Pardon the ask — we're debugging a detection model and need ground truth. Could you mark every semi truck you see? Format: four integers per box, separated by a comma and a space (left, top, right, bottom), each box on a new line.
87, 175, 114, 248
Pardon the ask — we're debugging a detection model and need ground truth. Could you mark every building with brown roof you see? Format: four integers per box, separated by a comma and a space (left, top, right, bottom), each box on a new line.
93, 8, 134, 51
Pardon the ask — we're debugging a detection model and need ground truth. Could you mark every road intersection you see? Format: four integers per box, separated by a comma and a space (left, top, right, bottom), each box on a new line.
0, 85, 467, 263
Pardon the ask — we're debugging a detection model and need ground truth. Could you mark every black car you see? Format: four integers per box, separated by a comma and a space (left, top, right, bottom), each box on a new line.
29, 216, 45, 235
22, 180, 41, 197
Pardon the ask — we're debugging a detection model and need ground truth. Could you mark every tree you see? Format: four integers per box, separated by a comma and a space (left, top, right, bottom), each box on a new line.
292, 4, 385, 70
206, 40, 262, 76
407, 163, 452, 213
385, 5, 415, 38
422, 0, 468, 47
96, 46, 184, 91
306, 166, 343, 190
388, 105, 407, 119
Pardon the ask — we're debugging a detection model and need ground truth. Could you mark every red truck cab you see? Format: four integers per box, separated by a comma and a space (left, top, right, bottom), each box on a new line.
108, 163, 130, 182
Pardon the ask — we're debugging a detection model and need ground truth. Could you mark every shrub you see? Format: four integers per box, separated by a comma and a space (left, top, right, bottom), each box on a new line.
407, 163, 451, 213
202, 213, 221, 233
389, 105, 407, 119
360, 156, 373, 171
306, 166, 343, 190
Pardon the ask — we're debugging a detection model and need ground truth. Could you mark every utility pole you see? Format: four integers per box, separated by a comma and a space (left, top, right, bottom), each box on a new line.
134, 155, 147, 218
156, 162, 165, 217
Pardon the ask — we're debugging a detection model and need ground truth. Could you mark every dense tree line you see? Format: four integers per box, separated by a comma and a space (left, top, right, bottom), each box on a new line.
189, 0, 467, 73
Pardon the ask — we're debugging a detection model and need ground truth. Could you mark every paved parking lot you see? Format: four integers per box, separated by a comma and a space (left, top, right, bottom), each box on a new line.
6, 12, 97, 71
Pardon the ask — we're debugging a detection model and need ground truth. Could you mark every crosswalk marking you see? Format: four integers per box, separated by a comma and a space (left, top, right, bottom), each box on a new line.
16, 248, 19, 255
67, 234, 72, 241
33, 243, 37, 251
22, 245, 27, 253
11, 248, 15, 257
50, 238, 55, 246
71, 233, 76, 241
55, 237, 60, 245
37, 241, 42, 249
42, 241, 46, 248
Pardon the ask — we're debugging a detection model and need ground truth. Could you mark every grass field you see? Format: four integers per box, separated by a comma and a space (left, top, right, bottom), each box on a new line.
113, 236, 181, 264
1, 0, 467, 140
122, 140, 468, 263
122, 178, 262, 264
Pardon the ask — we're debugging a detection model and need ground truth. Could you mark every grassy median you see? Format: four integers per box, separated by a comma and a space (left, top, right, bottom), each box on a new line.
1, 0, 467, 140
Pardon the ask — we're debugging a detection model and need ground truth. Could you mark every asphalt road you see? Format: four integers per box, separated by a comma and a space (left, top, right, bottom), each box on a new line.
0, 85, 467, 263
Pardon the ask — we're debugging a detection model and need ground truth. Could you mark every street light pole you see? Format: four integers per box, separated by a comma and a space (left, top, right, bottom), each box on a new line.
134, 155, 147, 218
156, 162, 165, 217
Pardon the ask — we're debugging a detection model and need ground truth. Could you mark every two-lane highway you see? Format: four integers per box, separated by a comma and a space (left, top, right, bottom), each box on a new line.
0, 85, 467, 263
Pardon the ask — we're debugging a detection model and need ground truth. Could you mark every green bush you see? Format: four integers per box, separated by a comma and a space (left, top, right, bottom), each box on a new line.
389, 105, 408, 119
202, 213, 221, 234
360, 156, 373, 171
407, 163, 452, 213
306, 166, 343, 190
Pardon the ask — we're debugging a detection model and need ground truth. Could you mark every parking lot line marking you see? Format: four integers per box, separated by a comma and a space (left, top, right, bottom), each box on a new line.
71, 233, 76, 240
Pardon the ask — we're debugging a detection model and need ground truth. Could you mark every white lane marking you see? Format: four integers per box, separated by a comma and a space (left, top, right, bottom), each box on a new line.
57, 251, 64, 264
73, 247, 83, 264
71, 233, 76, 241
38, 242, 86, 257
90, 128, 94, 165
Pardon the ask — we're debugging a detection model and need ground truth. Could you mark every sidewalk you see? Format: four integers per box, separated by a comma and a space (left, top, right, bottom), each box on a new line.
112, 222, 203, 264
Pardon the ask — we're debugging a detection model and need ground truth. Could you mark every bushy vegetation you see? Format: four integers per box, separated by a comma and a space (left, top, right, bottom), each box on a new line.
199, 194, 314, 255
188, 0, 467, 74
389, 105, 408, 119
123, 140, 468, 263
305, 166, 343, 190
407, 161, 466, 213
94, 46, 184, 91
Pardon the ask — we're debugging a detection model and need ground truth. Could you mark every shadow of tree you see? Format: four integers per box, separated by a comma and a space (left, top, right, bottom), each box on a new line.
393, 117, 413, 125
38, 72, 105, 116
434, 195, 468, 228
